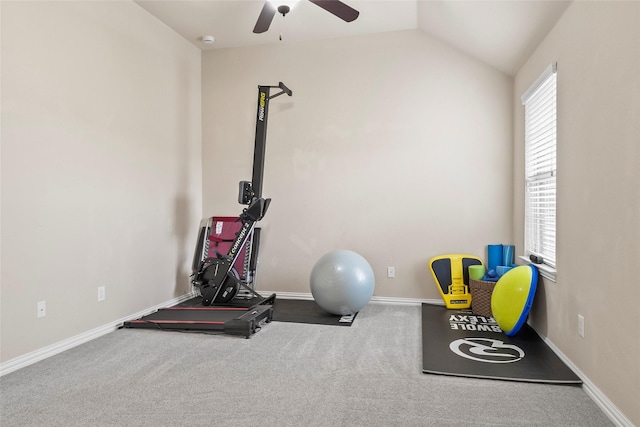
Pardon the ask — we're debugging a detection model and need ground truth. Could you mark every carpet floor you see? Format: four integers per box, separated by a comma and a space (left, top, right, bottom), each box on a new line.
0, 302, 612, 426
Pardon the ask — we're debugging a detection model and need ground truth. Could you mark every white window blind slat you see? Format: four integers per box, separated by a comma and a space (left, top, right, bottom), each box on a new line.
523, 64, 557, 269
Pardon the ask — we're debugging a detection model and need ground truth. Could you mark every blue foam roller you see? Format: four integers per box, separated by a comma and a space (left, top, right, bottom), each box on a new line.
502, 245, 515, 266
488, 244, 503, 271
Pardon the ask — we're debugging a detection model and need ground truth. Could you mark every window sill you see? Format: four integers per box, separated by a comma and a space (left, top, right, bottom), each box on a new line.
518, 255, 556, 282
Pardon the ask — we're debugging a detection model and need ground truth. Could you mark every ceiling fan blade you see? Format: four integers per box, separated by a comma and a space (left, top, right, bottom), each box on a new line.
309, 0, 359, 22
253, 1, 277, 33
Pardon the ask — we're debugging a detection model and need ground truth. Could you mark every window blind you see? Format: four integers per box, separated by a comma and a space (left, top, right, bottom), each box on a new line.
522, 65, 557, 268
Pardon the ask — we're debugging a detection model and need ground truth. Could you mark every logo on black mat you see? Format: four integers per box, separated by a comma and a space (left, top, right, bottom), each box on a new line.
449, 338, 525, 363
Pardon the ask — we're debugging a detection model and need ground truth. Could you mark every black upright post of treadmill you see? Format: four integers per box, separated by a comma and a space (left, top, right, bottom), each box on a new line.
198, 82, 292, 306
239, 82, 293, 204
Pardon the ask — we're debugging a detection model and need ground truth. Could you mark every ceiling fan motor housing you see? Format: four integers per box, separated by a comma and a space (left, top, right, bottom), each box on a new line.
277, 5, 290, 16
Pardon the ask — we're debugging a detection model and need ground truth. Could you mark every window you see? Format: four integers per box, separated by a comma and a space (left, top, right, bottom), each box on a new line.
521, 63, 557, 280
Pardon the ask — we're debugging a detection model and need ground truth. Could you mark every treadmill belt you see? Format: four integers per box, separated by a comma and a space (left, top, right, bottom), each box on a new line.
136, 307, 248, 324
124, 304, 273, 335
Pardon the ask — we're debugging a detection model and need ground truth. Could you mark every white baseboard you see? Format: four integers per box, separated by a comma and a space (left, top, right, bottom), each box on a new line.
371, 296, 443, 306
267, 291, 314, 300
0, 292, 197, 377
267, 291, 443, 307
529, 325, 633, 427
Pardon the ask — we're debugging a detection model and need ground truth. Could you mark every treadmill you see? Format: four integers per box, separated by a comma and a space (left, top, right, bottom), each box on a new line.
124, 82, 292, 338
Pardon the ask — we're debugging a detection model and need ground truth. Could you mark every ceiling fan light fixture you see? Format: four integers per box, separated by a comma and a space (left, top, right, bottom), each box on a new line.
269, 0, 300, 16
277, 5, 290, 16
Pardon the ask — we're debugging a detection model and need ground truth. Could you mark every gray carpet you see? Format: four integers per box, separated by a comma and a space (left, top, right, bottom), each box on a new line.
0, 303, 612, 426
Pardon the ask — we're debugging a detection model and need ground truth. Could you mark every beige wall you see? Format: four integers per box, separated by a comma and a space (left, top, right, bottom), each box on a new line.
202, 30, 514, 299
514, 2, 640, 425
1, 2, 202, 362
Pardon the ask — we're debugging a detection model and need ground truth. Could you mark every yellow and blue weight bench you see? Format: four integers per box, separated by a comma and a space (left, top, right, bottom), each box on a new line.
429, 254, 483, 309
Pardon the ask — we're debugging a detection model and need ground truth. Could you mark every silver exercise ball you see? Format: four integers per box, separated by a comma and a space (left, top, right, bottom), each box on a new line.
310, 250, 375, 315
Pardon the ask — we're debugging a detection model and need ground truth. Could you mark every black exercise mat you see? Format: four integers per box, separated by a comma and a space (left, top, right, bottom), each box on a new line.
421, 303, 581, 384
272, 298, 357, 326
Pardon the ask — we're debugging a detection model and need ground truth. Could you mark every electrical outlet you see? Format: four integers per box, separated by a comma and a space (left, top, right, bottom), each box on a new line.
387, 266, 395, 278
98, 286, 106, 302
578, 314, 585, 337
37, 301, 46, 318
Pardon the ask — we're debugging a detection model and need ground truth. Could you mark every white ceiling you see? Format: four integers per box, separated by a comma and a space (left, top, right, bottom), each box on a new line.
134, 0, 571, 76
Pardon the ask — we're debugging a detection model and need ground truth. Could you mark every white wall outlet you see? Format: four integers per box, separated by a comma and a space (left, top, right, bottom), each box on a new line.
37, 301, 46, 318
578, 314, 585, 337
387, 266, 395, 278
98, 286, 106, 302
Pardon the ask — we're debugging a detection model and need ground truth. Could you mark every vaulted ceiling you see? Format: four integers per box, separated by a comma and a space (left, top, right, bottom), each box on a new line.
134, 0, 571, 76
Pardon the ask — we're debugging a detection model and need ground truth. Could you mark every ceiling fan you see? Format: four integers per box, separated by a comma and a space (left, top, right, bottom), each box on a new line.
253, 0, 360, 34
